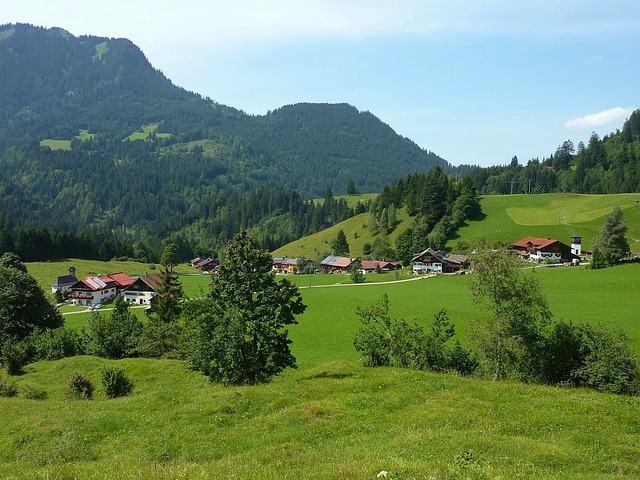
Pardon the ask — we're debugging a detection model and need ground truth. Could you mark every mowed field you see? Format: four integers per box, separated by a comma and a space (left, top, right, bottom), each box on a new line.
450, 193, 640, 252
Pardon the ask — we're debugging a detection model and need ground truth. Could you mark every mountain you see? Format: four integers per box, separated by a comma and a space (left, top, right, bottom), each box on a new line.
0, 23, 460, 257
0, 23, 450, 194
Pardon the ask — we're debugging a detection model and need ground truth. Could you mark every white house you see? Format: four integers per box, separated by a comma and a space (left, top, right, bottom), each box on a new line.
121, 274, 161, 305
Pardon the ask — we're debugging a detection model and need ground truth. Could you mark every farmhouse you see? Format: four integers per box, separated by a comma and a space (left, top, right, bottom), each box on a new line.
412, 249, 467, 274
51, 266, 78, 294
190, 256, 219, 272
272, 257, 313, 274
511, 237, 565, 263
68, 272, 134, 307
359, 260, 402, 274
320, 255, 356, 273
122, 274, 161, 305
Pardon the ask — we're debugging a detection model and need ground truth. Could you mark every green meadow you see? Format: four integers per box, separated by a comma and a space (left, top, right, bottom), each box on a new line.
126, 123, 172, 141
274, 193, 640, 260
11, 192, 640, 478
451, 193, 640, 252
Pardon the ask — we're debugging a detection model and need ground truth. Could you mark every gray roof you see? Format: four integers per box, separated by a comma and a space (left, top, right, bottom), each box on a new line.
52, 274, 77, 287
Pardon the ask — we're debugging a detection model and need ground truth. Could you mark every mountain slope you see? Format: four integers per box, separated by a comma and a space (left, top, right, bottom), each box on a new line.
0, 23, 450, 197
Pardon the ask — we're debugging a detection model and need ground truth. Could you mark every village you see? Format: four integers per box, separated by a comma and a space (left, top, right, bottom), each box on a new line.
51, 235, 584, 310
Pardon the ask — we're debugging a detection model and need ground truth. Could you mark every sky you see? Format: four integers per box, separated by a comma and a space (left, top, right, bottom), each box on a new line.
4, 1, 640, 167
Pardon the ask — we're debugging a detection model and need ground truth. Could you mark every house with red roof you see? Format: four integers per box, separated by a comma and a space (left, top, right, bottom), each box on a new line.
359, 260, 402, 274
68, 272, 134, 307
511, 237, 564, 263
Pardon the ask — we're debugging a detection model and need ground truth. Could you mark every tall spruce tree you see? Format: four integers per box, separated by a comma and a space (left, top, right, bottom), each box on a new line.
153, 244, 183, 323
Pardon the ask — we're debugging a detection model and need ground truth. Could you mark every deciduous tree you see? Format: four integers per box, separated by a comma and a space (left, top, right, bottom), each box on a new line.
0, 253, 62, 351
184, 230, 306, 385
468, 246, 551, 381
591, 205, 630, 268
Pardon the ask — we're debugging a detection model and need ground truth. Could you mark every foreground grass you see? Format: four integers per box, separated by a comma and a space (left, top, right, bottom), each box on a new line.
1, 357, 638, 479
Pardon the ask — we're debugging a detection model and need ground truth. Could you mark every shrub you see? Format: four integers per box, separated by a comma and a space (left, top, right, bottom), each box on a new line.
101, 366, 134, 398
1, 340, 35, 375
31, 327, 85, 361
21, 383, 47, 400
66, 373, 95, 399
541, 321, 640, 395
0, 377, 17, 397
83, 300, 142, 359
135, 318, 184, 359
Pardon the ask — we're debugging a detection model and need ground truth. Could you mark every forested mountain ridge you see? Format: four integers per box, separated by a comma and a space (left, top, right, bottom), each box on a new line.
0, 23, 450, 192
0, 23, 452, 260
468, 113, 640, 195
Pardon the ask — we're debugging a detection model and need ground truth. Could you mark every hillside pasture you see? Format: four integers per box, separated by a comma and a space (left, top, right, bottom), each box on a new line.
1, 353, 639, 478
272, 207, 412, 260
452, 193, 640, 251
39, 139, 71, 151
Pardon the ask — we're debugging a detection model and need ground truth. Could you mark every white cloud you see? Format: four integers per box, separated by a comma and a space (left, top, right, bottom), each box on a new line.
564, 107, 633, 130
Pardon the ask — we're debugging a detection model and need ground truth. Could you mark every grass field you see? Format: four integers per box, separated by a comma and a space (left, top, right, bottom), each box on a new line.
274, 193, 640, 259
10, 261, 640, 477
126, 123, 172, 141
1, 349, 639, 478
272, 207, 412, 260
39, 139, 71, 151
451, 193, 640, 252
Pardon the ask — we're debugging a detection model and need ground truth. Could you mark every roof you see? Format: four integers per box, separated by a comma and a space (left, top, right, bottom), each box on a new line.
512, 237, 559, 250
124, 274, 162, 293
71, 272, 134, 292
104, 272, 135, 288
359, 260, 397, 270
320, 255, 355, 268
446, 254, 468, 264
411, 248, 445, 263
192, 257, 218, 269
52, 274, 77, 287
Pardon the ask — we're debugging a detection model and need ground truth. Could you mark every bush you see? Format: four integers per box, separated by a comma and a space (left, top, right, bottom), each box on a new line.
83, 301, 142, 359
1, 340, 35, 375
135, 318, 184, 359
66, 373, 95, 399
0, 377, 17, 397
541, 321, 640, 395
21, 383, 47, 400
101, 366, 134, 398
31, 327, 85, 361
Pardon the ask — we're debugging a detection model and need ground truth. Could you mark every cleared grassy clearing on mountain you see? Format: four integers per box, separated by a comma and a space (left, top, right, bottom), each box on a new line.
451, 193, 640, 252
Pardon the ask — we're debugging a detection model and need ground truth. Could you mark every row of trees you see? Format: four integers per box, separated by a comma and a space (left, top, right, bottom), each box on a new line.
353, 246, 639, 395
467, 111, 640, 195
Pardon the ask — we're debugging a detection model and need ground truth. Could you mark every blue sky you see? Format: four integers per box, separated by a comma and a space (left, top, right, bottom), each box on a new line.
5, 1, 640, 166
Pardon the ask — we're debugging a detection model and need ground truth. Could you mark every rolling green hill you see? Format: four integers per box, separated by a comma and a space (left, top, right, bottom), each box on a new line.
274, 193, 640, 259
451, 193, 640, 252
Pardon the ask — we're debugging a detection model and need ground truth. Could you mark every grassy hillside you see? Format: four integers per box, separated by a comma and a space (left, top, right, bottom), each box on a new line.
272, 207, 412, 260
9, 262, 640, 477
451, 193, 640, 252
274, 193, 640, 259
1, 355, 639, 478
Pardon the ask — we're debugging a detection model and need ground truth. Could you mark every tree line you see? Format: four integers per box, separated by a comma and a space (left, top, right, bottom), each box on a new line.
467, 110, 640, 195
